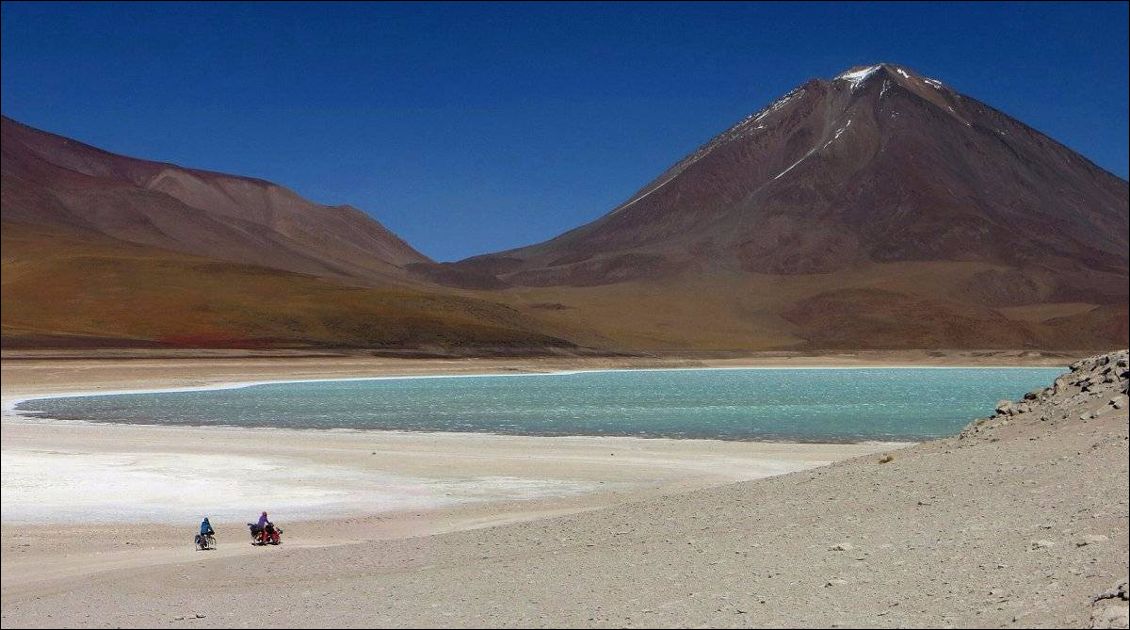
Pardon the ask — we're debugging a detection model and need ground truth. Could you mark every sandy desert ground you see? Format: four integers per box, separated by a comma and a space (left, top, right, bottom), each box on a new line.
1, 350, 1126, 628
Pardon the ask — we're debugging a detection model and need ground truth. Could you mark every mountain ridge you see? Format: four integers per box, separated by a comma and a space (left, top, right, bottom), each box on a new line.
2, 115, 432, 286
2, 63, 1127, 351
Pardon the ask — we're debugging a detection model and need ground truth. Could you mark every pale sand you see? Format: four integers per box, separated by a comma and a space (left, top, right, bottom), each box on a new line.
3, 351, 1126, 628
1, 356, 900, 610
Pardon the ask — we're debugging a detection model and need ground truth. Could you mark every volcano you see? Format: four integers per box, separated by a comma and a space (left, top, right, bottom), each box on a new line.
2, 64, 1127, 351
452, 63, 1128, 350
462, 64, 1126, 286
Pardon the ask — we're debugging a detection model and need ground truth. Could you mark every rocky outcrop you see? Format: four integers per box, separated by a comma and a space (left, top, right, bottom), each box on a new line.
1091, 578, 1130, 629
961, 350, 1129, 440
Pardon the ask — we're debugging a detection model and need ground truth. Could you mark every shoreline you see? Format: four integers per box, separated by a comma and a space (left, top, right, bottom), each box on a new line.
2, 415, 910, 526
3, 416, 919, 449
1, 354, 907, 591
2, 352, 1125, 628
4, 362, 1059, 447
5, 361, 1068, 407
2, 385, 904, 587
2, 356, 913, 530
0, 350, 1079, 427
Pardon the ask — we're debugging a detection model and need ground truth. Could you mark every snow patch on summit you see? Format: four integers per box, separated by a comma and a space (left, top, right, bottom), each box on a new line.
836, 65, 882, 91
837, 64, 947, 94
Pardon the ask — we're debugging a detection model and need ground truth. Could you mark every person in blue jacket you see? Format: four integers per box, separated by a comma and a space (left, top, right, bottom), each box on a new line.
196, 516, 215, 548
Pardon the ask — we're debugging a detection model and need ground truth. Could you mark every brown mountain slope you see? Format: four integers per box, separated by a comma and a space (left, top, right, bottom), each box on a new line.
453, 63, 1128, 351
1, 221, 575, 352
487, 267, 1126, 352
2, 64, 1126, 352
0, 116, 570, 350
1, 116, 430, 286
461, 64, 1127, 286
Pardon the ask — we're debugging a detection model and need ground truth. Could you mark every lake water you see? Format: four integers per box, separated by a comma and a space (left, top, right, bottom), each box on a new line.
14, 368, 1062, 442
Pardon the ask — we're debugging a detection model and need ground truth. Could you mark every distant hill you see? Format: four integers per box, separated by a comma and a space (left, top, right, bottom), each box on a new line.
2, 115, 429, 285
0, 116, 572, 351
0, 221, 576, 352
3, 64, 1127, 352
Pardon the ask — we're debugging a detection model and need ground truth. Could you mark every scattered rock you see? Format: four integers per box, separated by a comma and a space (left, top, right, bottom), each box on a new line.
1090, 579, 1129, 630
1077, 535, 1109, 547
1092, 579, 1129, 603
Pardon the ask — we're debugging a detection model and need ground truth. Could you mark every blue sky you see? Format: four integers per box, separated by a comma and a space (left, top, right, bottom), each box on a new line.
2, 2, 1127, 261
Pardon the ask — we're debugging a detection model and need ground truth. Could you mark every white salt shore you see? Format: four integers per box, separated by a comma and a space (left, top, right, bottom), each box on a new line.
8, 352, 1122, 629
0, 449, 602, 524
0, 361, 909, 526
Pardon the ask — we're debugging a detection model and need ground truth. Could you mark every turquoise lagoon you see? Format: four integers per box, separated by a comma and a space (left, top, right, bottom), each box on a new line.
15, 368, 1062, 442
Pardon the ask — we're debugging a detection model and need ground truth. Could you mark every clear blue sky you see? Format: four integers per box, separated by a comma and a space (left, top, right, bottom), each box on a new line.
3, 2, 1127, 262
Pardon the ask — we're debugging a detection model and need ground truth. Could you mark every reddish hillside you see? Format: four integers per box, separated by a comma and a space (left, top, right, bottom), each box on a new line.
452, 64, 1128, 350
3, 64, 1126, 351
1, 221, 575, 352
2, 116, 430, 285
461, 64, 1127, 288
